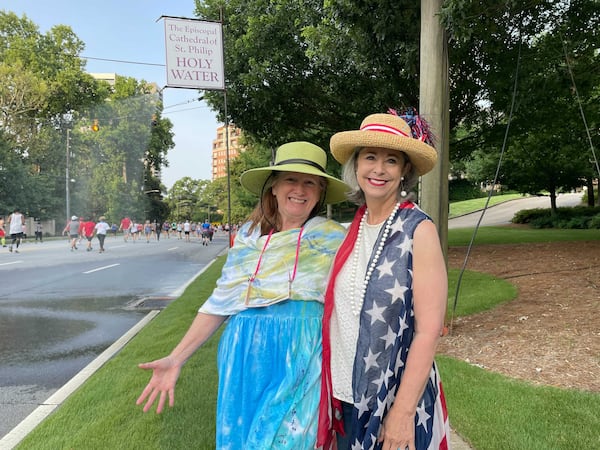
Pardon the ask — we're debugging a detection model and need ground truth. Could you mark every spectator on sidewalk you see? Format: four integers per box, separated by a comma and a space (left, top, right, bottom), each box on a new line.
34, 219, 43, 243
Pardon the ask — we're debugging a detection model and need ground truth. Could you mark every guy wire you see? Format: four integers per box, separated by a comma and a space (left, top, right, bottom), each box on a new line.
449, 37, 523, 333
561, 37, 600, 180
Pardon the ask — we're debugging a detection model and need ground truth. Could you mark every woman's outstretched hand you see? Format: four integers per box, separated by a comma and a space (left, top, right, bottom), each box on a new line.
136, 356, 182, 413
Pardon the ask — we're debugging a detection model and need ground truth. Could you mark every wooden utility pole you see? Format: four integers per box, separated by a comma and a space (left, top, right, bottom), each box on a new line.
419, 0, 450, 256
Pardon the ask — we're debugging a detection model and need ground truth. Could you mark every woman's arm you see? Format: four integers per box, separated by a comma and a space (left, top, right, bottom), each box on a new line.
379, 219, 447, 448
136, 312, 228, 413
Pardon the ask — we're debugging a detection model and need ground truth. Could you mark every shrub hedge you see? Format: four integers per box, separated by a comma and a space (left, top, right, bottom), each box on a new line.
512, 206, 600, 229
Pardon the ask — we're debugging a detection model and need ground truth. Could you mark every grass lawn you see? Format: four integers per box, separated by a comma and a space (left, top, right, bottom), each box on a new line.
448, 226, 600, 246
448, 193, 523, 217
16, 226, 600, 450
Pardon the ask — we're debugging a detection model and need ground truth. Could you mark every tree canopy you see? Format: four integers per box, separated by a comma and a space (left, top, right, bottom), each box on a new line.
192, 0, 599, 214
442, 0, 599, 210
0, 11, 174, 226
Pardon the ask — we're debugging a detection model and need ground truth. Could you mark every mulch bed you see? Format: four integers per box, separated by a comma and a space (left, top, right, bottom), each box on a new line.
438, 240, 600, 392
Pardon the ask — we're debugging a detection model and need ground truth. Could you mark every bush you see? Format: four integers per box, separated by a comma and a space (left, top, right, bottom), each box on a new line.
529, 216, 555, 229
449, 178, 485, 202
588, 214, 600, 229
515, 206, 600, 229
512, 208, 550, 224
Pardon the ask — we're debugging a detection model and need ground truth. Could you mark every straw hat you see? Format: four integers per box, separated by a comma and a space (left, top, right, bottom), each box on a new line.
240, 141, 348, 204
330, 113, 438, 176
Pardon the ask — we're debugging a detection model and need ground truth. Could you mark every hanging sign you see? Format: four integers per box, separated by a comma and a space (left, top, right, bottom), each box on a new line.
163, 17, 224, 90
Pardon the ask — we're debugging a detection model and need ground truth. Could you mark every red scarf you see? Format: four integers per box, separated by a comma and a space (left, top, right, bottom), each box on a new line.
317, 205, 366, 449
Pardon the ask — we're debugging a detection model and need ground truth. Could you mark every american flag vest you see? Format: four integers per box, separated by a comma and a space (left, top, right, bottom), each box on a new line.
318, 202, 450, 450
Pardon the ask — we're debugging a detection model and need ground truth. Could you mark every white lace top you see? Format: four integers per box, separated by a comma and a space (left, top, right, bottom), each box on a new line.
330, 220, 384, 402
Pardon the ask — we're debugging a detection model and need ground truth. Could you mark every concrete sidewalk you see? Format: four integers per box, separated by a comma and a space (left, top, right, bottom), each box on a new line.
451, 429, 473, 449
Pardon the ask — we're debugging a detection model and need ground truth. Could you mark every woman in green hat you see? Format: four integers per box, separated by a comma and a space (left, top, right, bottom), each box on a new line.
137, 141, 348, 449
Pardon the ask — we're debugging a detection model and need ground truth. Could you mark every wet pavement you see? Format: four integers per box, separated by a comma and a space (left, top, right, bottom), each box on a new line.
0, 296, 145, 438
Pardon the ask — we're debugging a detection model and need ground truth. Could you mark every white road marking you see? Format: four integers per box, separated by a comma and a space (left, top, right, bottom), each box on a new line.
83, 263, 120, 274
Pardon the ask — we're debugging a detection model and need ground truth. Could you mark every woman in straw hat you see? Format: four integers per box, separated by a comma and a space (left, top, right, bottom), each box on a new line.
317, 112, 450, 450
137, 141, 349, 449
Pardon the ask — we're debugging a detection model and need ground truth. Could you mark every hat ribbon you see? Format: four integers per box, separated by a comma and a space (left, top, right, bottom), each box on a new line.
361, 123, 410, 138
275, 158, 326, 173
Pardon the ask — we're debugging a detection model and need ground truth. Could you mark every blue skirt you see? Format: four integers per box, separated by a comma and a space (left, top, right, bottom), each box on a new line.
216, 300, 323, 449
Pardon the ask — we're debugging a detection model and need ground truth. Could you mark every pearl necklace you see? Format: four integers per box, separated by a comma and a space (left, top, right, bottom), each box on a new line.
350, 202, 401, 316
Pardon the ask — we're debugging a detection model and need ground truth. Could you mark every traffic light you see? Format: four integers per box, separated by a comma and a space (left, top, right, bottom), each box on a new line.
91, 119, 99, 132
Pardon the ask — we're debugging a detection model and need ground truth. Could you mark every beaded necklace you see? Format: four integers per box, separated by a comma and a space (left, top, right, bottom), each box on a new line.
349, 202, 401, 316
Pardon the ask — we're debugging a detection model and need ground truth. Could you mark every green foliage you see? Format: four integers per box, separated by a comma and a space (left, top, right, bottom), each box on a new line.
65, 79, 169, 223
448, 178, 486, 202
0, 12, 172, 224
197, 0, 424, 149
195, 0, 600, 221
167, 177, 209, 222
513, 206, 600, 229
442, 1, 600, 207
0, 131, 30, 214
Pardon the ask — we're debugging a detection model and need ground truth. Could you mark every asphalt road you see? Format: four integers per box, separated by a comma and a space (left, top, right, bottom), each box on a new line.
0, 231, 230, 439
448, 192, 584, 229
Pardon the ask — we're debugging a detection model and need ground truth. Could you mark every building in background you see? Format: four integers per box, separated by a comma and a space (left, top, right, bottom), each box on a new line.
212, 124, 244, 180
89, 73, 117, 86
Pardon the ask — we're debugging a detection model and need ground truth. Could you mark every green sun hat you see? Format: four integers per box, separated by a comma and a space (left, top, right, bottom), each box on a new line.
240, 141, 348, 204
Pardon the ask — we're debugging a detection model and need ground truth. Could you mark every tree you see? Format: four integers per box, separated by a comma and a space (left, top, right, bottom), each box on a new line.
196, 0, 425, 149
67, 91, 170, 222
445, 0, 600, 212
0, 13, 106, 135
0, 12, 111, 221
0, 12, 179, 226
167, 177, 204, 222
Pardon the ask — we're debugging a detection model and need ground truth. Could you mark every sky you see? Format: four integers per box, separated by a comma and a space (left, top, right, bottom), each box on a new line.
5, 0, 221, 188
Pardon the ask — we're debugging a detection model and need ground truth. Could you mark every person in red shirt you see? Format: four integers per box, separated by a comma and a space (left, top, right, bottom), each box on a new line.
80, 217, 96, 252
119, 216, 132, 242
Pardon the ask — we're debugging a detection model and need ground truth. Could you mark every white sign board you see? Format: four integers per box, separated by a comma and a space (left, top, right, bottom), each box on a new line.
164, 17, 225, 90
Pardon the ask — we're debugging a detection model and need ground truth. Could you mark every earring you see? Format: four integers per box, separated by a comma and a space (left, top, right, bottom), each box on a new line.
400, 176, 407, 197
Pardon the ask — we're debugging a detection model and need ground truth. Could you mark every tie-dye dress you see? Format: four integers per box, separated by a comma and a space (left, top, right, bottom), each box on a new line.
200, 216, 346, 449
